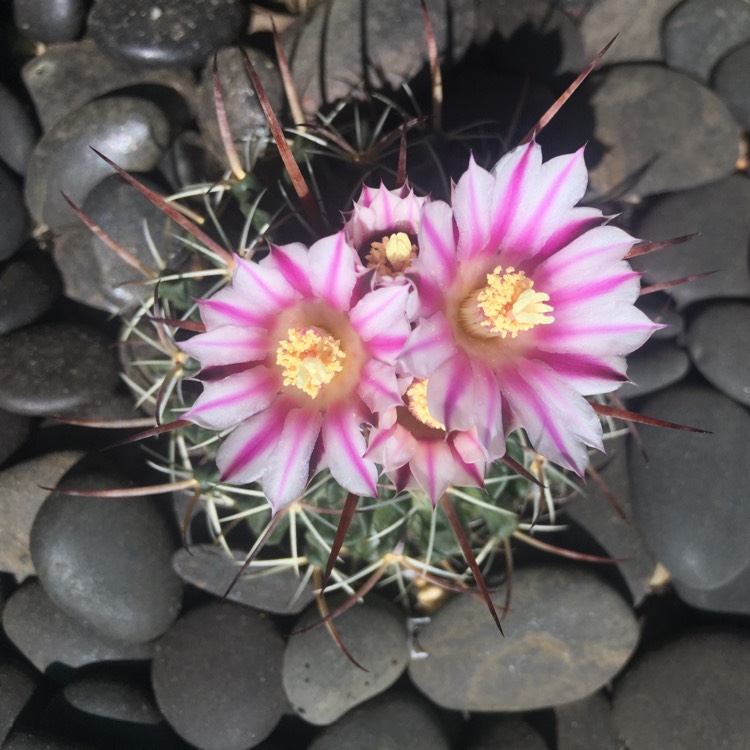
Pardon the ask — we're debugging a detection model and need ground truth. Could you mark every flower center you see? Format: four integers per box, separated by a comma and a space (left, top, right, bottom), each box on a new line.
461, 266, 554, 339
366, 232, 417, 275
276, 327, 345, 399
405, 379, 444, 431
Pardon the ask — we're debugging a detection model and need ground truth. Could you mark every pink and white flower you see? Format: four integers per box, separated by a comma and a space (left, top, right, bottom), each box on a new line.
401, 141, 658, 475
180, 231, 410, 511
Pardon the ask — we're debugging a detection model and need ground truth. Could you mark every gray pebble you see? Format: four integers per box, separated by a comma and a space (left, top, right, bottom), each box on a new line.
0, 450, 83, 580
284, 596, 409, 725
555, 690, 619, 750
0, 83, 37, 175
172, 545, 315, 615
13, 0, 87, 43
628, 385, 750, 595
588, 64, 739, 199
409, 565, 639, 711
308, 691, 450, 750
713, 42, 750, 130
0, 248, 62, 336
30, 463, 183, 643
2, 579, 154, 673
0, 660, 38, 747
22, 40, 197, 133
687, 301, 750, 406
152, 602, 285, 750
466, 715, 547, 750
63, 674, 162, 724
633, 175, 750, 306
672, 564, 750, 616
618, 339, 691, 399
0, 161, 28, 261
613, 629, 750, 749
664, 0, 750, 80
88, 0, 248, 69
0, 322, 121, 417
284, 0, 476, 112
25, 96, 171, 231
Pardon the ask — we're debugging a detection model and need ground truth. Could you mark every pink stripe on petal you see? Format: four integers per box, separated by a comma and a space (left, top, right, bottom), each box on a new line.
400, 312, 457, 377
179, 325, 269, 368
533, 207, 604, 265
323, 403, 378, 496
185, 367, 280, 430
550, 271, 640, 306
366, 330, 409, 362
358, 360, 403, 414
416, 201, 457, 286
428, 352, 475, 432
217, 402, 288, 484
454, 156, 494, 261
350, 284, 409, 340
198, 291, 269, 328
534, 351, 627, 395
472, 361, 506, 459
452, 427, 487, 464
366, 421, 415, 471
410, 441, 456, 506
232, 257, 301, 310
266, 243, 312, 296
263, 407, 323, 511
309, 231, 357, 310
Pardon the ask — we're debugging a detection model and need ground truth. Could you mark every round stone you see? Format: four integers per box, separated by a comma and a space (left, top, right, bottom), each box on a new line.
13, 0, 87, 43
713, 42, 750, 129
664, 0, 750, 80
307, 692, 451, 750
628, 385, 750, 594
2, 580, 154, 673
555, 691, 619, 750
618, 339, 690, 400
152, 602, 285, 750
0, 450, 83, 580
30, 462, 184, 643
283, 596, 409, 725
63, 674, 162, 724
283, 0, 476, 112
588, 64, 739, 199
466, 715, 548, 750
0, 248, 61, 336
633, 174, 750, 307
613, 629, 750, 749
687, 301, 750, 406
0, 161, 28, 262
172, 545, 315, 615
0, 660, 38, 747
22, 40, 197, 133
24, 96, 171, 230
88, 0, 249, 69
0, 322, 121, 417
408, 565, 639, 711
581, 0, 679, 65
0, 82, 37, 175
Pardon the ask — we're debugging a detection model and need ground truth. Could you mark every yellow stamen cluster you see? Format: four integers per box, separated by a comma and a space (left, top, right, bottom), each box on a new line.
463, 266, 554, 339
366, 232, 417, 275
405, 379, 445, 431
276, 327, 345, 399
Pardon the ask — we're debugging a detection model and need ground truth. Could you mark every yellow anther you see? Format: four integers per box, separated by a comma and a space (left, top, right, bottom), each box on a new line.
462, 266, 554, 339
276, 327, 345, 399
405, 379, 445, 431
366, 232, 417, 275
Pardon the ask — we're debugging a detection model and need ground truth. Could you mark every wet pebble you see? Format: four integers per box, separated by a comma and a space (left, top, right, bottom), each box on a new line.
0, 322, 121, 417
197, 46, 282, 163
63, 673, 161, 725
628, 385, 750, 600
30, 463, 183, 643
0, 248, 62, 335
25, 96, 171, 230
0, 83, 37, 175
555, 691, 619, 750
613, 629, 750, 749
152, 601, 285, 750
588, 64, 739, 199
0, 660, 38, 746
22, 40, 197, 133
466, 715, 547, 750
712, 42, 750, 130
172, 545, 315, 615
475, 0, 585, 78
0, 408, 32, 467
687, 301, 750, 406
0, 162, 28, 262
0, 450, 84, 580
663, 0, 750, 81
13, 0, 87, 43
308, 692, 450, 750
618, 339, 691, 399
581, 0, 679, 64
409, 565, 639, 711
633, 174, 750, 306
284, 0, 476, 111
88, 0, 249, 69
283, 596, 409, 725
2, 580, 154, 673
